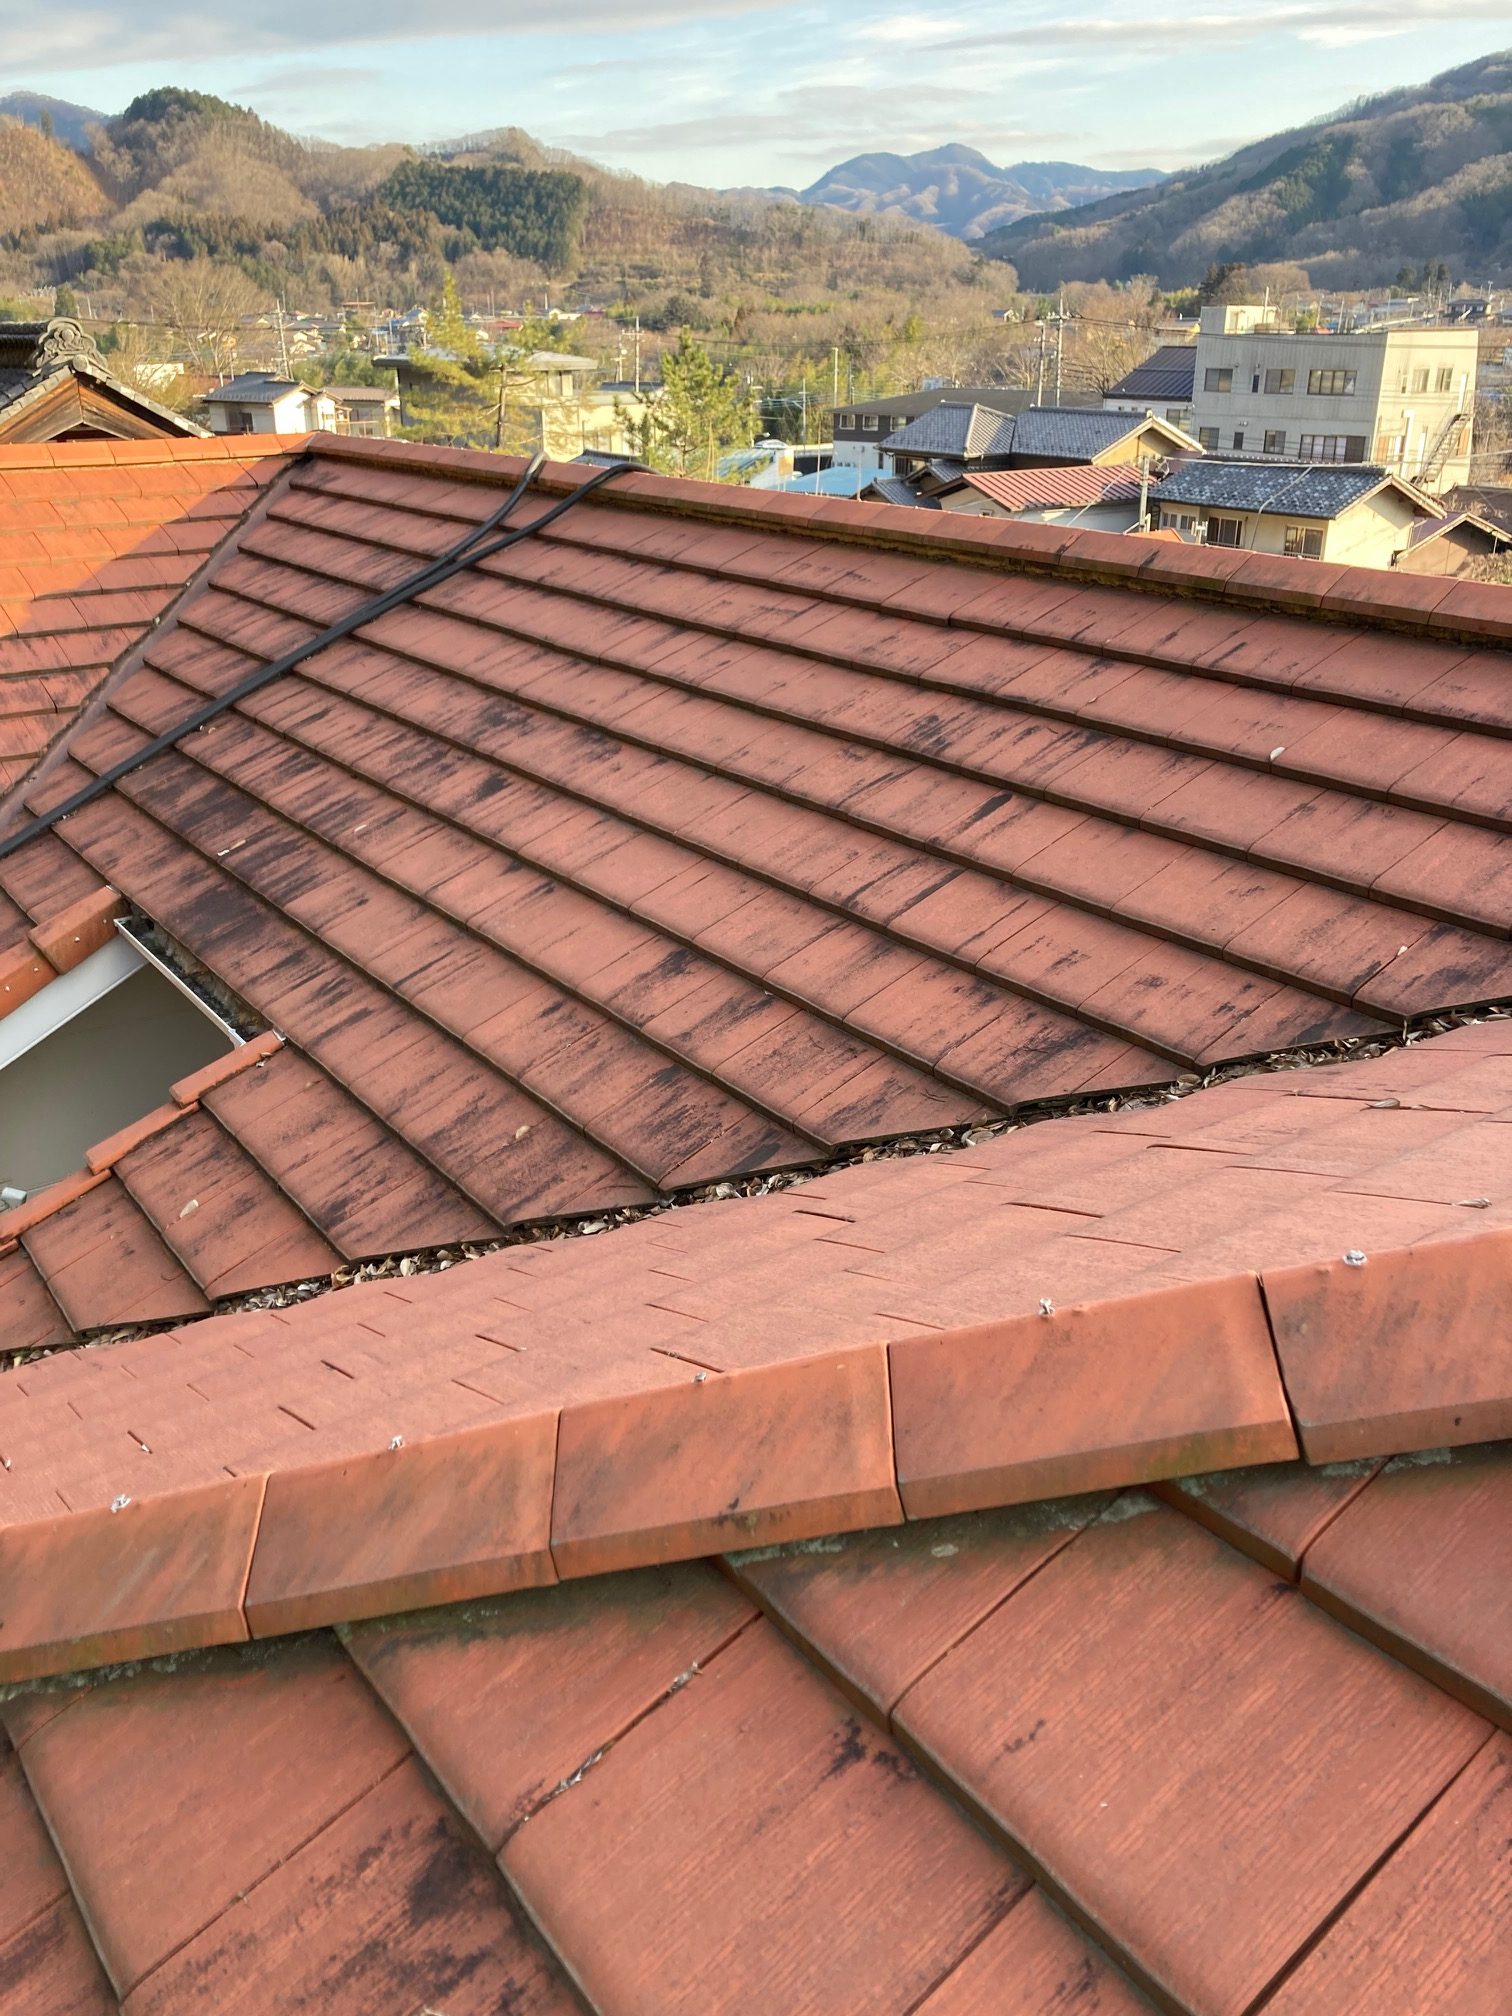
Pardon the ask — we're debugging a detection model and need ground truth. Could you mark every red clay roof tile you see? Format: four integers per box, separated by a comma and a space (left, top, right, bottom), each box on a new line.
894, 1494, 1490, 2015
1300, 1441, 1511, 1725
0, 438, 1506, 1317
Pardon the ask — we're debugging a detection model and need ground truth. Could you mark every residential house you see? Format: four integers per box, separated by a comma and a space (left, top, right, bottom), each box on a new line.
1397, 508, 1511, 577
1150, 460, 1442, 566
1186, 304, 1478, 490
830, 386, 1033, 478
321, 385, 400, 438
870, 404, 1198, 507
202, 374, 319, 436
0, 434, 1510, 2016
1102, 342, 1198, 429
927, 462, 1150, 531
0, 319, 205, 445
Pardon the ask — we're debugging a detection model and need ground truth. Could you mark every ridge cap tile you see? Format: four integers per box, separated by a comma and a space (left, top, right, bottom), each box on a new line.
889, 1272, 1297, 1519
1262, 1224, 1512, 1461
0, 1473, 264, 1684
243, 1406, 559, 1636
550, 1343, 901, 1578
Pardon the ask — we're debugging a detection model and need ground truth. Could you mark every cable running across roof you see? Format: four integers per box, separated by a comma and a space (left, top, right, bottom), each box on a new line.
0, 450, 648, 864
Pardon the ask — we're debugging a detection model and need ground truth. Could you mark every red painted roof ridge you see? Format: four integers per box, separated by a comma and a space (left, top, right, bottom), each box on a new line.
0, 435, 310, 473
170, 1026, 284, 1104
304, 433, 1512, 648
2, 1026, 1510, 1684
0, 877, 119, 1022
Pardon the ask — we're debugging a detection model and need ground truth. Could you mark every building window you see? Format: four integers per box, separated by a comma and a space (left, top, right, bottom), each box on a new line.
1283, 524, 1324, 559
229, 408, 255, 434
1165, 407, 1185, 423
838, 412, 855, 429
1233, 431, 1245, 449
1435, 367, 1454, 393
1299, 433, 1366, 461
1306, 368, 1357, 396
1375, 432, 1404, 463
1205, 515, 1245, 547
1409, 368, 1430, 394
1263, 429, 1286, 453
1204, 367, 1233, 392
1263, 368, 1295, 394
1197, 426, 1219, 449
862, 415, 879, 431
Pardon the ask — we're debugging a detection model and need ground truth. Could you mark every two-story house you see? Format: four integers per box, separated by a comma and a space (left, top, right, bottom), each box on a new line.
1186, 306, 1477, 491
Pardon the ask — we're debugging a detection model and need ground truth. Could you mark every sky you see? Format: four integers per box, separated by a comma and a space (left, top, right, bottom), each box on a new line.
2, 0, 1510, 186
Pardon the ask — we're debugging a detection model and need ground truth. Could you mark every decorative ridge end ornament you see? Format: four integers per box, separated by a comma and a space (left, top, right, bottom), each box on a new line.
34, 317, 105, 368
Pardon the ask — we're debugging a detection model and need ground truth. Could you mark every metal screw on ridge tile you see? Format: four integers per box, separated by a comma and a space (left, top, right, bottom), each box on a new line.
693, 1372, 707, 1383
111, 1494, 131, 1513
388, 1435, 404, 1450
1039, 1297, 1054, 1317
1343, 1250, 1367, 1267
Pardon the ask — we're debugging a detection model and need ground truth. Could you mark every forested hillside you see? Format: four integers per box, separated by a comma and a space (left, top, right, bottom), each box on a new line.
981, 50, 1512, 287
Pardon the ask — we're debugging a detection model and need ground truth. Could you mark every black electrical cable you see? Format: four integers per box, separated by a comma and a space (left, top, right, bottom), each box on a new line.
0, 451, 649, 863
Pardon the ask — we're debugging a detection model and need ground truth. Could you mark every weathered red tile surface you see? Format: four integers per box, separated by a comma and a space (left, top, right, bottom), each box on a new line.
890, 1276, 1295, 1518
4, 1634, 408, 1996
1263, 1227, 1512, 1460
896, 1495, 1489, 2016
347, 1562, 755, 1848
0, 438, 301, 803
913, 1888, 1157, 2014
728, 1495, 1111, 1715
1301, 1443, 1512, 1724
550, 1346, 901, 1577
1154, 1456, 1383, 1576
0, 1894, 117, 2016
0, 1475, 263, 1682
2, 435, 1509, 1313
244, 1408, 558, 1635
125, 1755, 578, 2015
502, 1615, 1022, 2016
1264, 1735, 1510, 2016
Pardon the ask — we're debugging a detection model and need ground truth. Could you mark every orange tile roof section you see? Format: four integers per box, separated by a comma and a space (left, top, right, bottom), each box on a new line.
0, 1019, 1509, 1682
0, 437, 305, 804
0, 433, 1507, 1319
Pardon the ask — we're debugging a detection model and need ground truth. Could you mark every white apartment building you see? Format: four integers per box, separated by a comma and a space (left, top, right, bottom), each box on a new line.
1186, 305, 1478, 492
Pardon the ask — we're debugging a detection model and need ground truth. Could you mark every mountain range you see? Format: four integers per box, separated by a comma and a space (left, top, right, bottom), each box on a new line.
788, 145, 1164, 240
980, 50, 1512, 287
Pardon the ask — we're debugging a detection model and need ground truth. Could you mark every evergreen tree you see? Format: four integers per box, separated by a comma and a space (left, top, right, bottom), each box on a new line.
624, 333, 759, 481
52, 283, 80, 320
398, 273, 572, 453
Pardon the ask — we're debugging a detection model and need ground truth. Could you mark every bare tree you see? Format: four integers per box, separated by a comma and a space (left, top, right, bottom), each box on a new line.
154, 259, 269, 377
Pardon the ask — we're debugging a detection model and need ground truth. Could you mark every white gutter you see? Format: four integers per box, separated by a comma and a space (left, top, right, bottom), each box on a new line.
0, 934, 144, 1073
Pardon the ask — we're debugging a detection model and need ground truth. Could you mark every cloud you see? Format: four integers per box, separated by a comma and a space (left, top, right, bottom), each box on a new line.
932, 0, 1512, 60
0, 0, 797, 73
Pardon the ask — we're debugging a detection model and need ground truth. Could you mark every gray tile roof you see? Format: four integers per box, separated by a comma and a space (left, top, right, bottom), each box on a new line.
204, 375, 306, 405
1009, 406, 1162, 461
837, 385, 1031, 424
882, 403, 1018, 458
865, 474, 941, 509
1104, 344, 1197, 403
1151, 460, 1403, 521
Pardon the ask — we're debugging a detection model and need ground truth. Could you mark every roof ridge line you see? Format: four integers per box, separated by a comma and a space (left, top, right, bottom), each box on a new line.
1, 1222, 1505, 1688
302, 436, 1512, 652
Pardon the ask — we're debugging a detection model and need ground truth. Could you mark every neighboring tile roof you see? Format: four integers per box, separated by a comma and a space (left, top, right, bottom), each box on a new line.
883, 402, 1020, 459
1, 434, 1510, 1329
1104, 341, 1198, 403
1009, 404, 1193, 461
958, 462, 1147, 511
201, 375, 305, 405
0, 1026, 1509, 2013
839, 385, 1031, 423
1154, 460, 1438, 522
867, 472, 943, 508
0, 320, 206, 443
0, 438, 305, 802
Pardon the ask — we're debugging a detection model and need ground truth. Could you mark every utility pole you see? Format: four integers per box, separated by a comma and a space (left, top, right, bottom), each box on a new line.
275, 299, 291, 379
801, 372, 808, 446
832, 345, 839, 416
1036, 318, 1047, 404
634, 316, 642, 394
1054, 290, 1064, 407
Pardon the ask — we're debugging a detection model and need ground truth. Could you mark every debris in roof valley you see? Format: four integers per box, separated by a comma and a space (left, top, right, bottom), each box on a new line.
0, 435, 1509, 2016
7, 1004, 1504, 1374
